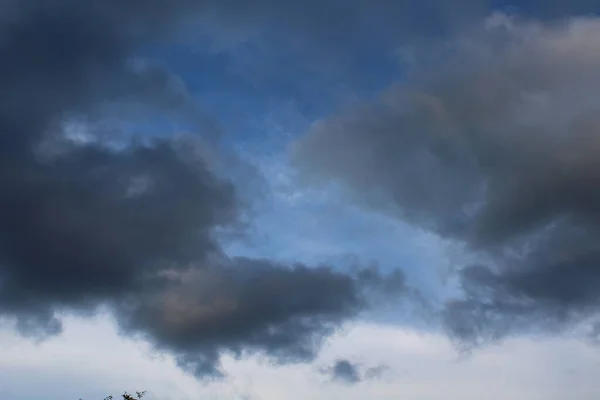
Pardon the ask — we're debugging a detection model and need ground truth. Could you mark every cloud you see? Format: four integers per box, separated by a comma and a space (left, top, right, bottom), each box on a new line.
364, 364, 391, 380
321, 359, 389, 384
0, 0, 414, 377
292, 13, 600, 345
327, 360, 361, 384
0, 0, 231, 332
116, 260, 407, 376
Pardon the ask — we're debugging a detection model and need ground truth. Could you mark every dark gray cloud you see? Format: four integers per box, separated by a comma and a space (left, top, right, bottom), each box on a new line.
0, 0, 234, 335
118, 261, 405, 376
0, 0, 410, 376
292, 14, 600, 345
322, 359, 389, 384
329, 360, 361, 384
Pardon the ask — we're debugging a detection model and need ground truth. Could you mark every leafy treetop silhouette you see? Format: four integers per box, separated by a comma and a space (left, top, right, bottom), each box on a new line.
79, 390, 146, 400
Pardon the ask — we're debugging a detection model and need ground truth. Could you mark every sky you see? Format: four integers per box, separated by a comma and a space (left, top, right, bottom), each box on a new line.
2, 1, 600, 399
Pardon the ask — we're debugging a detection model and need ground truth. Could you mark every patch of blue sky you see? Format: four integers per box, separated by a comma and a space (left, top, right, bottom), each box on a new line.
225, 137, 449, 299
223, 150, 451, 329
138, 30, 403, 142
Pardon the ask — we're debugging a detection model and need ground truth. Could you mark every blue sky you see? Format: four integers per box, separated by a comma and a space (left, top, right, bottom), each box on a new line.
137, 17, 435, 289
3, 1, 600, 399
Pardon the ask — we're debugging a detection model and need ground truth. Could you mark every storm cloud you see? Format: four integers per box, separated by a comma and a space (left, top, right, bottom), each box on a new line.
0, 0, 411, 376
0, 0, 232, 334
293, 14, 600, 345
